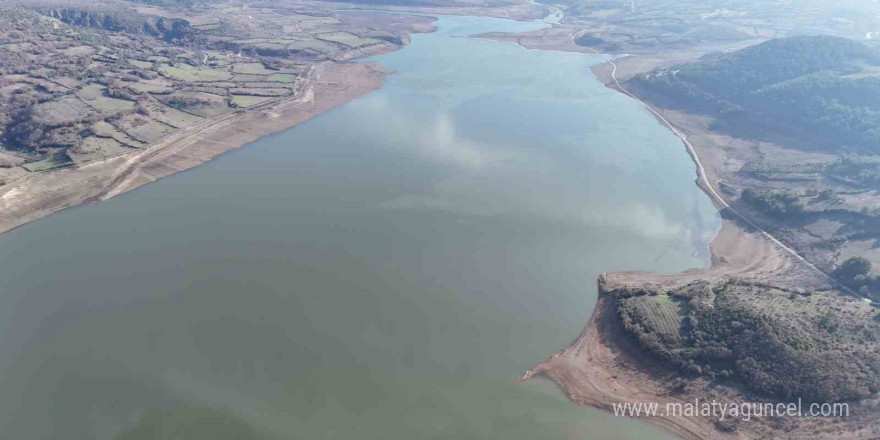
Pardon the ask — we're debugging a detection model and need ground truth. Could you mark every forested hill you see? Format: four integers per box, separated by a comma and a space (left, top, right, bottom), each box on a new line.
629, 36, 880, 153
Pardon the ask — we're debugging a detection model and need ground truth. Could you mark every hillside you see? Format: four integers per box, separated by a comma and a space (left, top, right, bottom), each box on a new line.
629, 36, 880, 153
0, 1, 426, 185
623, 36, 880, 299
615, 280, 880, 403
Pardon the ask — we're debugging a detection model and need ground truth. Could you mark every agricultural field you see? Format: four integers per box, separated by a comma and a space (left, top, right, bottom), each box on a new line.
0, 0, 422, 186
231, 62, 277, 75
619, 293, 684, 343
230, 94, 274, 107
316, 31, 376, 48
158, 64, 233, 81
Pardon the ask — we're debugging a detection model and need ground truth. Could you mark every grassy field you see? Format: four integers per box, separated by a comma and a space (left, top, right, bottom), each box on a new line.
142, 100, 205, 128
32, 98, 95, 126
92, 121, 148, 149
162, 91, 233, 118
159, 64, 232, 82
69, 136, 131, 163
620, 293, 683, 341
22, 150, 72, 172
230, 95, 274, 107
119, 114, 176, 142
76, 83, 106, 100
128, 82, 172, 94
267, 73, 296, 83
316, 32, 377, 48
285, 39, 339, 54
231, 62, 276, 75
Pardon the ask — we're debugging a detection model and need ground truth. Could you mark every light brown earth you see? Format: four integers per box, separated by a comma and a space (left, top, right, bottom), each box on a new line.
0, 61, 386, 233
522, 276, 880, 440
497, 24, 880, 440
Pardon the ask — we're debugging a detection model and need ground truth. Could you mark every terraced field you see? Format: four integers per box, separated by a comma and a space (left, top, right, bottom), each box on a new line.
619, 293, 684, 342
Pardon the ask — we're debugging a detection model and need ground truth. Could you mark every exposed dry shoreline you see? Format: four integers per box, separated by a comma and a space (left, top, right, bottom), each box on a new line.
0, 3, 548, 235
0, 61, 392, 234
497, 30, 879, 439
3, 8, 872, 437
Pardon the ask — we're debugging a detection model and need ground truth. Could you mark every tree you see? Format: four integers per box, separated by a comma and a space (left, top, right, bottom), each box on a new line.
834, 257, 872, 286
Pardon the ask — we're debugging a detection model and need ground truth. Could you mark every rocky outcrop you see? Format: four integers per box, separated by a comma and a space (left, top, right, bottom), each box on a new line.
36, 7, 192, 42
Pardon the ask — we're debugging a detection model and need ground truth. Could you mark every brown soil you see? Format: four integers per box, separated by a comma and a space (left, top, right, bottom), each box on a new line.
523, 279, 880, 439
0, 61, 387, 233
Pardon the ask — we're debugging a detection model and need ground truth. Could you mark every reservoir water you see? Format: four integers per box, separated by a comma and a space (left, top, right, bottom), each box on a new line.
0, 14, 719, 440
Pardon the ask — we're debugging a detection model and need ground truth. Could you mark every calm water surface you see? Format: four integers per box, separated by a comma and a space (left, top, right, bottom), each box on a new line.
0, 15, 718, 440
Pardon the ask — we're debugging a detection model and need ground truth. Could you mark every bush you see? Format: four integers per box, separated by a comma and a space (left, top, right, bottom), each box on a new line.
741, 189, 805, 219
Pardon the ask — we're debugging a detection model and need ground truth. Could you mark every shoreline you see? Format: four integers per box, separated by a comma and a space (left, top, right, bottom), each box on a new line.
0, 60, 389, 235
503, 29, 876, 439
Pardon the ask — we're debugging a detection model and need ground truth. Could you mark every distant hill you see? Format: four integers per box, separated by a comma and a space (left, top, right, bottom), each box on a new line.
629, 36, 880, 153
25, 0, 194, 42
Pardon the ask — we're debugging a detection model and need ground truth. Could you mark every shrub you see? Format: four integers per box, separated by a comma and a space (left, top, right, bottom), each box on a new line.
741, 189, 805, 219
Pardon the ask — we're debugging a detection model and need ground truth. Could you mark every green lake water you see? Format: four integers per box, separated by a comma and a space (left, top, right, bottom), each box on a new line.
0, 14, 719, 440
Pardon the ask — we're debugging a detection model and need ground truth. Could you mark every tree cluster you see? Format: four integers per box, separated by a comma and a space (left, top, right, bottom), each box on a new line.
629, 36, 880, 153
741, 188, 805, 219
617, 284, 880, 403
834, 257, 880, 298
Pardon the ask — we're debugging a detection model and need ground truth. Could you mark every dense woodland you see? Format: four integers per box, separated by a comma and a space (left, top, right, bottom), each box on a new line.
617, 282, 880, 403
630, 36, 880, 155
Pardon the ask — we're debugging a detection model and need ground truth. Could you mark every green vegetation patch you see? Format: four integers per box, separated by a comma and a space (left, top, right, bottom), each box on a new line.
76, 84, 137, 113
231, 62, 275, 75
285, 39, 339, 54
142, 100, 205, 128
118, 114, 176, 143
267, 73, 295, 83
159, 64, 232, 82
22, 149, 73, 172
128, 82, 172, 94
76, 83, 107, 100
228, 88, 289, 97
32, 98, 97, 126
315, 31, 376, 48
68, 136, 130, 163
741, 189, 804, 219
612, 281, 880, 402
92, 121, 148, 149
834, 257, 880, 298
161, 91, 232, 117
91, 97, 136, 113
620, 294, 684, 343
630, 36, 880, 152
827, 154, 880, 187
230, 95, 274, 108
